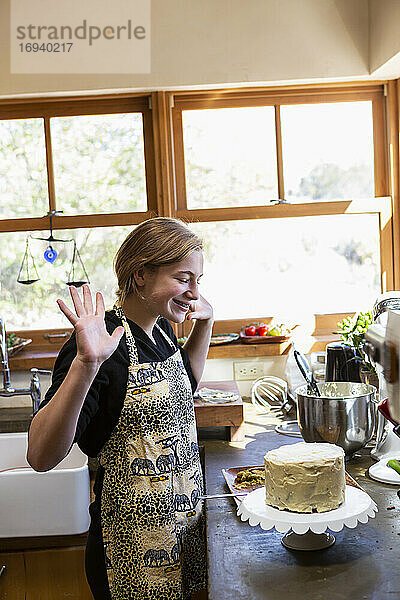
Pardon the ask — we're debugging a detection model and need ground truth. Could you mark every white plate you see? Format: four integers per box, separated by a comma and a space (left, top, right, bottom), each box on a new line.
369, 456, 400, 485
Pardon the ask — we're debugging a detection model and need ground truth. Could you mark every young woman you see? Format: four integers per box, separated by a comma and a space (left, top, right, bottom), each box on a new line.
27, 217, 213, 600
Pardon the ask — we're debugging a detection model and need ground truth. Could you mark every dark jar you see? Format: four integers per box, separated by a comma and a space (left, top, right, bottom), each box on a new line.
325, 342, 362, 383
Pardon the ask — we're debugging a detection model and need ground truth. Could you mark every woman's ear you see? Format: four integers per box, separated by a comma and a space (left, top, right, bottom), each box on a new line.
132, 267, 146, 289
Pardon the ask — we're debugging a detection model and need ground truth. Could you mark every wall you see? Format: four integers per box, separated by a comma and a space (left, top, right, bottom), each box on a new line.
0, 0, 370, 98
370, 0, 400, 74
202, 355, 290, 397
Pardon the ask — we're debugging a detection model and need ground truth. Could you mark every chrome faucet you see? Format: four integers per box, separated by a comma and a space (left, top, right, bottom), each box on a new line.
0, 318, 51, 415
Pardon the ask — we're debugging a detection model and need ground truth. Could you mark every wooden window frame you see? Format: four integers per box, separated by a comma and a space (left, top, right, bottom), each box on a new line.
168, 83, 396, 339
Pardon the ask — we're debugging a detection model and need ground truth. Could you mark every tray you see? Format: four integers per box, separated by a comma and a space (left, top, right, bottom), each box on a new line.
239, 331, 291, 344
222, 465, 365, 506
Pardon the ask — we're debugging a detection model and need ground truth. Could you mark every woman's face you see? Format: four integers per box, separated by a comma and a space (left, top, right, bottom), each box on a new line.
139, 250, 203, 323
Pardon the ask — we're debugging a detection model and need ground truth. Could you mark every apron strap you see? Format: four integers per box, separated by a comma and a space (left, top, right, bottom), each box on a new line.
113, 305, 139, 363
154, 321, 178, 351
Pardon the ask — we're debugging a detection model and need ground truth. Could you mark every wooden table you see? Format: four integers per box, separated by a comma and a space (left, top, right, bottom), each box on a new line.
194, 380, 244, 441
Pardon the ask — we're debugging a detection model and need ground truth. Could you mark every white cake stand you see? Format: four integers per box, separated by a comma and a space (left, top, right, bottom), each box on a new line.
237, 485, 378, 551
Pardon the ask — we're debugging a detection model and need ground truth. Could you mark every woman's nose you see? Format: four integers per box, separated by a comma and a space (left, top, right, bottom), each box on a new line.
185, 281, 199, 301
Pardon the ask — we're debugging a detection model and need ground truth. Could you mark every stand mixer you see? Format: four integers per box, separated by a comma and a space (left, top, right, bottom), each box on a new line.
365, 292, 400, 461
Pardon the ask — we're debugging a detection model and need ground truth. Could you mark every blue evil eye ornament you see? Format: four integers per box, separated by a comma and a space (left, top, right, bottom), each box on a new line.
44, 245, 58, 264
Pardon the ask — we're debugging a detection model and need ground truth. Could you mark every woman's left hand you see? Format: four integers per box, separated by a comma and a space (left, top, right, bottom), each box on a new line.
184, 295, 213, 382
186, 294, 213, 322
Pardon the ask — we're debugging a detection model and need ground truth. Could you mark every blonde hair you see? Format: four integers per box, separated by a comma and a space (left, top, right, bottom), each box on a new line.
114, 217, 203, 305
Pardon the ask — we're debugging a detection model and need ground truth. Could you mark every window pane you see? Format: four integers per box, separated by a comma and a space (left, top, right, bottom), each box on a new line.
0, 118, 48, 219
182, 107, 278, 209
1, 225, 133, 330
51, 114, 147, 214
281, 102, 375, 202
191, 216, 380, 321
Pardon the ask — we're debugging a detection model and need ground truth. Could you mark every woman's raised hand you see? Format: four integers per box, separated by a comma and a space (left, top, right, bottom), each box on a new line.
186, 294, 213, 323
56, 285, 124, 368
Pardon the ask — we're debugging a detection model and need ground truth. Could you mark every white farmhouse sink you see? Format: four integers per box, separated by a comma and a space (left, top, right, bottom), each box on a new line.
0, 432, 90, 537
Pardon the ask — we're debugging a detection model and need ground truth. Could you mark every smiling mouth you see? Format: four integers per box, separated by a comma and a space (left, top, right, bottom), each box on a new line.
173, 299, 190, 312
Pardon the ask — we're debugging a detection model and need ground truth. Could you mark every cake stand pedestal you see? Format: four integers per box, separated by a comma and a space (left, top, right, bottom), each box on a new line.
237, 486, 377, 551
281, 530, 335, 551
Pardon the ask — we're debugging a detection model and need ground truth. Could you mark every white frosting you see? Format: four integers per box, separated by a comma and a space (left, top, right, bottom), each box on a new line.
264, 442, 345, 513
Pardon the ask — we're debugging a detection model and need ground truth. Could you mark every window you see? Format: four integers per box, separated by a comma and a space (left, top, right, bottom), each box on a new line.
51, 114, 147, 214
0, 96, 156, 333
190, 214, 381, 321
280, 101, 375, 202
182, 106, 278, 209
0, 118, 48, 218
172, 85, 392, 327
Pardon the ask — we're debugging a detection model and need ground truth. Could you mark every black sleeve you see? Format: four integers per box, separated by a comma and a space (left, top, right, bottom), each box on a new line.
158, 318, 198, 393
34, 331, 111, 447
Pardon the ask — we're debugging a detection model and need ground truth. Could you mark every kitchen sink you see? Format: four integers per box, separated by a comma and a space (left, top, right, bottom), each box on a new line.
0, 432, 90, 537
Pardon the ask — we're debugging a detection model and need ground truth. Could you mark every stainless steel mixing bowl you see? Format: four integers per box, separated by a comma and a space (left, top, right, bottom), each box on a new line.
296, 382, 378, 458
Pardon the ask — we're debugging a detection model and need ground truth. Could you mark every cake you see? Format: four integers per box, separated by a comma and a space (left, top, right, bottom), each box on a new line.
264, 442, 345, 513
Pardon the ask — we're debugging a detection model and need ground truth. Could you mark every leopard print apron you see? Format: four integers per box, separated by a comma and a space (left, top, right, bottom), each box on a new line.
98, 307, 207, 600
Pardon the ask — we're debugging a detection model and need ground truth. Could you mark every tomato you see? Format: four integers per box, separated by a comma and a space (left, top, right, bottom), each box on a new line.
244, 325, 257, 336
256, 325, 269, 336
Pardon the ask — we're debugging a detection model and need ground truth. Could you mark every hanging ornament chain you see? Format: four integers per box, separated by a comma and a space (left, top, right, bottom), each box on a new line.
67, 241, 90, 287
17, 238, 40, 285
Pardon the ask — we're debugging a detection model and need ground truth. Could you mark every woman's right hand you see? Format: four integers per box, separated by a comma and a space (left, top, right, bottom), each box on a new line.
56, 285, 125, 368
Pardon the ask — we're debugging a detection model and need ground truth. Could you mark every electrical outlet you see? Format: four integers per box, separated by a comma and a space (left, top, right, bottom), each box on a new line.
234, 361, 264, 381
